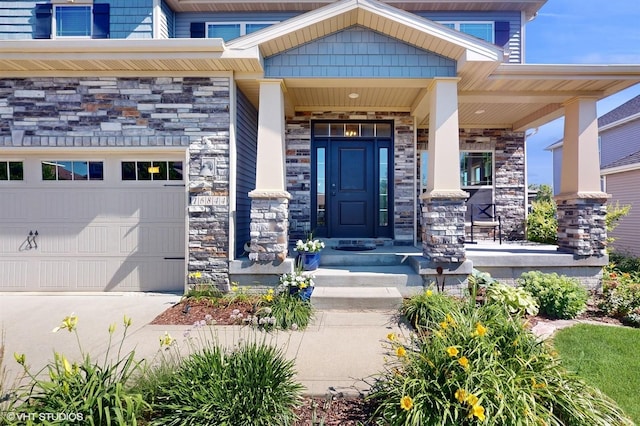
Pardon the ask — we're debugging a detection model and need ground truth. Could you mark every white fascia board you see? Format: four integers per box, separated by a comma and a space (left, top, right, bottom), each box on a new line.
601, 162, 640, 175
228, 0, 502, 62
493, 63, 640, 78
0, 38, 226, 54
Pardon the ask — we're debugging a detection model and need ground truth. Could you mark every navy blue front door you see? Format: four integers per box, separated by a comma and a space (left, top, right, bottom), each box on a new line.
329, 141, 375, 238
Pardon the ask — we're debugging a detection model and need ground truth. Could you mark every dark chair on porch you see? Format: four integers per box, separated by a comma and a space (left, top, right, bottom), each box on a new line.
468, 203, 502, 244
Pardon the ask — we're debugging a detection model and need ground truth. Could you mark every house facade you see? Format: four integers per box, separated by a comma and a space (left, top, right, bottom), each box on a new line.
1, 0, 639, 292
550, 95, 640, 256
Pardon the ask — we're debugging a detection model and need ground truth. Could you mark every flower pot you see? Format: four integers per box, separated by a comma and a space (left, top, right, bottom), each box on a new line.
299, 285, 314, 301
301, 252, 321, 271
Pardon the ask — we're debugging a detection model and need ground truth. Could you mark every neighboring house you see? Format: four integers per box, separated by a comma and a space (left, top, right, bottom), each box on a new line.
1, 0, 639, 292
547, 95, 640, 256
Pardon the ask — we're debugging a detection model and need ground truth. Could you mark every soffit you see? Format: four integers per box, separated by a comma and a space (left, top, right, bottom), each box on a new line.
0, 39, 263, 75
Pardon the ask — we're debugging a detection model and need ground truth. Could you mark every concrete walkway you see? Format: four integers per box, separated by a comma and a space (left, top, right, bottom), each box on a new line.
0, 293, 610, 398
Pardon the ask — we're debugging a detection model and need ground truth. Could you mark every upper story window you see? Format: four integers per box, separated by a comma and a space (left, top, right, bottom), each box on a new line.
207, 22, 275, 41
54, 5, 92, 38
34, 2, 110, 39
190, 21, 277, 40
0, 161, 24, 181
439, 22, 494, 43
460, 152, 493, 187
42, 161, 104, 181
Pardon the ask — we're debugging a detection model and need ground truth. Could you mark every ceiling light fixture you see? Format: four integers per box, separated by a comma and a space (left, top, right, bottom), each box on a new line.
475, 109, 486, 114
348, 93, 360, 99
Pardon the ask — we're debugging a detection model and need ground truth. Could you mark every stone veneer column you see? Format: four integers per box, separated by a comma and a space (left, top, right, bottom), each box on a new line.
420, 78, 468, 262
556, 97, 609, 256
248, 80, 290, 262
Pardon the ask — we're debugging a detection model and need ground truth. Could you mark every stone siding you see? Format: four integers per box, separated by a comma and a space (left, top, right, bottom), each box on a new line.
556, 197, 608, 257
421, 198, 466, 262
0, 76, 232, 289
285, 111, 414, 243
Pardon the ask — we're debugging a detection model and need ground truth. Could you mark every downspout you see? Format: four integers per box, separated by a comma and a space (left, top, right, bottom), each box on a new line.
413, 116, 418, 247
229, 73, 238, 261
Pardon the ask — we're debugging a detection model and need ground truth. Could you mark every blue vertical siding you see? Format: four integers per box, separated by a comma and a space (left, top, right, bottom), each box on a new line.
235, 88, 258, 258
159, 0, 175, 38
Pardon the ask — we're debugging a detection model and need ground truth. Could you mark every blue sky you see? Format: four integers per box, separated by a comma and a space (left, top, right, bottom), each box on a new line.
522, 0, 640, 186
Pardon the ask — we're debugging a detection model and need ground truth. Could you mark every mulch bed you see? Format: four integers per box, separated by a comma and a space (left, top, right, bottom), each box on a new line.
150, 298, 257, 326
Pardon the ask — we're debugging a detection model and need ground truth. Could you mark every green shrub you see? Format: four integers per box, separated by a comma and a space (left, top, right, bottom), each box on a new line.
609, 252, 640, 274
485, 281, 539, 316
518, 271, 588, 319
370, 301, 632, 425
400, 288, 461, 330
146, 341, 303, 426
526, 200, 558, 244
600, 269, 640, 325
9, 314, 147, 425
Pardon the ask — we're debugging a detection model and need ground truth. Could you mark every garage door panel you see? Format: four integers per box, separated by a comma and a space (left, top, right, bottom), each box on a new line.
0, 261, 28, 290
38, 227, 74, 254
77, 260, 109, 289
78, 226, 109, 254
39, 260, 72, 288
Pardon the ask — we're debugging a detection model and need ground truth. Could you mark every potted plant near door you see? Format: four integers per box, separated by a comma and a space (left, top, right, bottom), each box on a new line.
295, 234, 325, 271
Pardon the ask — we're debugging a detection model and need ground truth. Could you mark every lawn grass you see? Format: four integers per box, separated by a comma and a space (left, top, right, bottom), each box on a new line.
553, 324, 640, 424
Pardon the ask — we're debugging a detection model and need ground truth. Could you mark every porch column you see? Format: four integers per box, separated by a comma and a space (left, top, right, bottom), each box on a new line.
420, 78, 468, 263
556, 97, 609, 257
248, 80, 291, 262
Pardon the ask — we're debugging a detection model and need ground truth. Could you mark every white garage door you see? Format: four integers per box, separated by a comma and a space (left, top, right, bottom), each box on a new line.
0, 154, 186, 292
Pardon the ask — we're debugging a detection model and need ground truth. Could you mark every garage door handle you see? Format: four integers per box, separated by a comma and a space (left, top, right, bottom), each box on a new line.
164, 184, 185, 187
164, 257, 185, 260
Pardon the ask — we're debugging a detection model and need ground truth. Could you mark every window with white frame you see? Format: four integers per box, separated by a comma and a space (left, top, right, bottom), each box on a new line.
0, 161, 24, 181
54, 5, 92, 38
439, 21, 494, 43
206, 22, 276, 41
460, 152, 493, 187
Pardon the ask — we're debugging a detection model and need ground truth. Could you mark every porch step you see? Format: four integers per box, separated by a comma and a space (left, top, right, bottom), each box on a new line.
310, 265, 423, 288
310, 286, 403, 310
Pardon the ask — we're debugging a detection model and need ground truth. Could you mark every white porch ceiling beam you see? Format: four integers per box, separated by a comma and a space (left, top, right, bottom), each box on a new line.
512, 103, 564, 131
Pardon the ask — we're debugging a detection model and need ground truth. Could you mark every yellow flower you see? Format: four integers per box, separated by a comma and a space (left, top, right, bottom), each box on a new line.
458, 356, 469, 368
434, 330, 444, 338
13, 352, 25, 366
400, 395, 414, 411
123, 315, 133, 327
387, 332, 396, 341
159, 331, 174, 347
52, 313, 78, 333
268, 289, 275, 294
471, 404, 486, 421
440, 321, 449, 329
395, 346, 407, 357
264, 294, 274, 302
445, 314, 456, 327
108, 323, 116, 334
231, 285, 239, 292
455, 389, 467, 403
474, 323, 487, 337
446, 346, 459, 357
425, 289, 433, 297
466, 393, 479, 406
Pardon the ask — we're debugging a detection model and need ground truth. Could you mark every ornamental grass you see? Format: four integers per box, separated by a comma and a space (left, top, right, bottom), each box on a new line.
370, 293, 633, 425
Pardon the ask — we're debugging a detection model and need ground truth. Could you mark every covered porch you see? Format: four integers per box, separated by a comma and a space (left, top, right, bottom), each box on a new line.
231, 0, 640, 282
